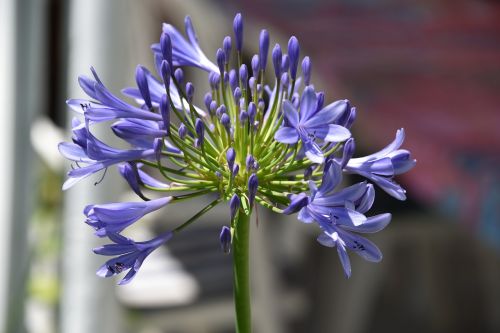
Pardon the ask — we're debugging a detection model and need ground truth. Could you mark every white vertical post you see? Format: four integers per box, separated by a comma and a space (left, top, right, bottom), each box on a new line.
0, 0, 16, 329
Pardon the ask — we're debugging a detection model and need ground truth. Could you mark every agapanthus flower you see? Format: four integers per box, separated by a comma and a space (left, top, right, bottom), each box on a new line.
274, 86, 351, 163
285, 161, 390, 277
94, 231, 173, 285
342, 129, 416, 200
84, 197, 172, 237
59, 12, 414, 285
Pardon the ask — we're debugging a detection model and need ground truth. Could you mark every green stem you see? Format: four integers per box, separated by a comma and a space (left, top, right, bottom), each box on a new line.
233, 210, 251, 333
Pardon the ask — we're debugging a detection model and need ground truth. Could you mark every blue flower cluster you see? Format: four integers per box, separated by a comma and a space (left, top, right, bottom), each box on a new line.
59, 13, 415, 283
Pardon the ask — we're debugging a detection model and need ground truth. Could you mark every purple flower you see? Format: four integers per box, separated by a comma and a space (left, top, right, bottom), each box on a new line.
274, 86, 351, 163
344, 129, 416, 200
85, 196, 172, 237
94, 231, 173, 284
67, 68, 162, 123
285, 162, 391, 277
151, 17, 218, 73
58, 119, 156, 190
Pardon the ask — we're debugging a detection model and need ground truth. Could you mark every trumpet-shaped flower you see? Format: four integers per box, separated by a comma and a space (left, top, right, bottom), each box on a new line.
275, 86, 351, 163
151, 17, 218, 73
84, 196, 172, 237
343, 129, 416, 200
285, 162, 391, 277
95, 231, 173, 284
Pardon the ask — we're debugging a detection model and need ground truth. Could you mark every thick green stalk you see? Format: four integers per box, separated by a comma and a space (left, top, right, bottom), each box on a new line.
233, 210, 252, 333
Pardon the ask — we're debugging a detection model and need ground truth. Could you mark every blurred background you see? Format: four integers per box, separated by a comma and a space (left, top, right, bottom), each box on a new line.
1, 0, 499, 332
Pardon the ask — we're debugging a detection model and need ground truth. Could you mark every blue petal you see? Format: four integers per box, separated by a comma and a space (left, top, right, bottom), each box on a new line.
341, 213, 391, 234
317, 161, 342, 196
303, 99, 348, 128
303, 138, 324, 164
275, 127, 299, 144
298, 207, 315, 223
389, 149, 416, 175
85, 106, 162, 123
341, 231, 383, 262
337, 244, 352, 278
309, 124, 351, 142
357, 171, 407, 200
355, 184, 375, 214
314, 182, 367, 207
282, 100, 299, 128
299, 86, 318, 122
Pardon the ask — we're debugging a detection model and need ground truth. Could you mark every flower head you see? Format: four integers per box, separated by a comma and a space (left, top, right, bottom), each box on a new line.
59, 12, 414, 283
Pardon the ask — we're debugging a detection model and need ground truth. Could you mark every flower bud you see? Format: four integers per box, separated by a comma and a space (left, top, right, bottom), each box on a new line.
259, 29, 269, 71
209, 100, 218, 115
135, 66, 152, 109
248, 173, 258, 207
226, 147, 236, 171
249, 77, 256, 91
246, 154, 255, 171
302, 56, 311, 86
281, 54, 290, 73
174, 68, 184, 85
160, 32, 172, 65
239, 110, 248, 125
232, 164, 240, 177
195, 118, 204, 146
233, 13, 243, 53
288, 36, 300, 79
209, 72, 220, 90
233, 87, 242, 102
229, 194, 241, 221
219, 226, 232, 254
186, 82, 194, 104
251, 55, 260, 77
229, 69, 238, 92
248, 102, 256, 123
216, 48, 225, 75
216, 105, 226, 118
204, 93, 212, 110
178, 123, 187, 140
160, 93, 170, 134
281, 72, 289, 89
223, 36, 232, 64
239, 64, 248, 88
160, 60, 171, 88
220, 113, 231, 135
272, 44, 282, 78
